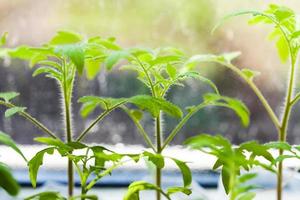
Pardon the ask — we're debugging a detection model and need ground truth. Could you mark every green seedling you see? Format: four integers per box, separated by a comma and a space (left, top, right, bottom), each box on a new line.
82, 46, 251, 200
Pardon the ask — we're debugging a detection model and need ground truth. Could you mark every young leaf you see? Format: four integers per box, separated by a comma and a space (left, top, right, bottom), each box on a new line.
8, 46, 39, 60
32, 66, 62, 81
0, 163, 20, 196
55, 44, 85, 74
221, 166, 231, 194
166, 64, 177, 79
28, 147, 55, 187
238, 173, 257, 183
123, 181, 170, 200
0, 92, 19, 103
185, 134, 231, 150
143, 151, 165, 169
166, 187, 192, 196
239, 141, 274, 162
264, 141, 292, 151
203, 93, 250, 127
0, 32, 8, 47
85, 59, 102, 80
171, 158, 192, 187
49, 30, 83, 45
241, 69, 260, 81
129, 95, 183, 118
177, 71, 220, 94
34, 137, 72, 153
105, 50, 129, 70
237, 192, 256, 200
24, 191, 65, 200
5, 107, 26, 118
0, 131, 27, 161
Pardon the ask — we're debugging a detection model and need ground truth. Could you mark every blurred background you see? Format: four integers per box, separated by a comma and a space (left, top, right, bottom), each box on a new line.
1, 0, 300, 146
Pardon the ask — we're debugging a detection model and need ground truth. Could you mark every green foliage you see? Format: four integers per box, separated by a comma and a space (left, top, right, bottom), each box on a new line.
28, 147, 55, 188
5, 106, 26, 118
143, 151, 165, 169
25, 191, 66, 200
78, 95, 183, 119
0, 92, 19, 103
185, 134, 273, 199
8, 30, 120, 80
123, 181, 170, 200
123, 180, 191, 200
203, 93, 250, 126
49, 30, 83, 45
0, 32, 8, 47
170, 158, 192, 187
0, 131, 27, 161
0, 131, 26, 196
0, 163, 20, 196
215, 4, 300, 64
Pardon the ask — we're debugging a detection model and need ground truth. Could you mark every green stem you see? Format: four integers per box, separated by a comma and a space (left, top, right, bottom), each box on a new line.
223, 62, 281, 130
62, 60, 75, 198
0, 100, 58, 139
155, 114, 162, 200
76, 101, 127, 142
162, 103, 208, 150
121, 106, 156, 152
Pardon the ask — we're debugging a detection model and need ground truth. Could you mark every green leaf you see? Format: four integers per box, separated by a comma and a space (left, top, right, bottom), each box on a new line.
0, 131, 27, 161
203, 93, 250, 127
166, 187, 192, 196
171, 158, 192, 187
9, 46, 39, 60
129, 95, 183, 118
276, 36, 289, 63
264, 141, 292, 151
241, 69, 260, 81
123, 181, 170, 200
185, 134, 231, 150
105, 50, 129, 70
79, 95, 183, 119
78, 96, 126, 117
177, 71, 219, 94
55, 44, 85, 74
238, 173, 257, 183
0, 32, 8, 47
32, 66, 62, 81
24, 191, 65, 200
143, 151, 165, 169
0, 92, 19, 103
28, 147, 55, 187
70, 194, 98, 200
239, 141, 273, 162
0, 163, 20, 196
67, 142, 87, 149
221, 166, 231, 194
5, 107, 26, 118
166, 64, 177, 79
212, 158, 223, 170
85, 59, 102, 80
237, 192, 256, 200
91, 146, 122, 169
34, 137, 72, 153
130, 109, 143, 121
49, 30, 83, 45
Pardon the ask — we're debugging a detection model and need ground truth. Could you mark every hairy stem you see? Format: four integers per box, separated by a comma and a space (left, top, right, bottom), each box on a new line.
62, 61, 75, 198
0, 100, 58, 139
155, 114, 162, 200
